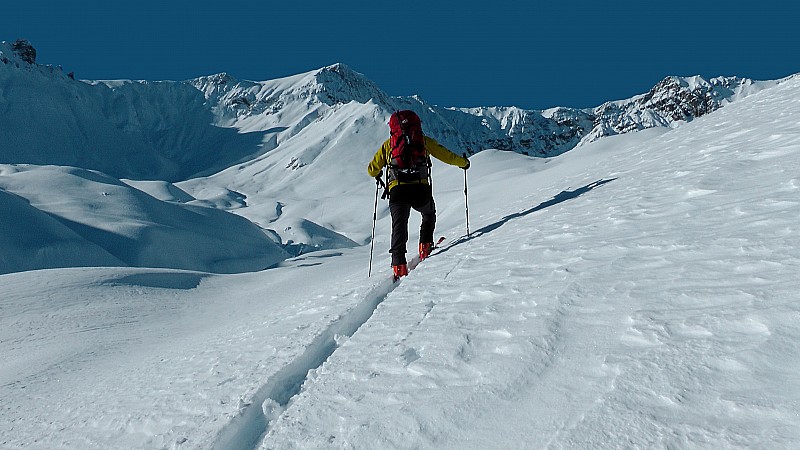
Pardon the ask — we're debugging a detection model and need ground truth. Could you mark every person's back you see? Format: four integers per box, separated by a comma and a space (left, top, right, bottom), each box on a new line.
367, 110, 470, 280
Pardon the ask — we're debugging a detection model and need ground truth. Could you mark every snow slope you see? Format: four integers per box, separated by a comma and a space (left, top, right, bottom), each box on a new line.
262, 75, 800, 449
0, 42, 271, 182
0, 165, 288, 274
2, 70, 799, 450
0, 186, 123, 272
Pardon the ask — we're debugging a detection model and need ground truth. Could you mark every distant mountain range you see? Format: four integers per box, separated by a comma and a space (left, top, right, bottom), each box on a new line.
189, 63, 774, 159
1, 40, 780, 182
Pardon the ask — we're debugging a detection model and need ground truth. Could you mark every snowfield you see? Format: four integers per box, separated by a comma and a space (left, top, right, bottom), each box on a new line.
262, 77, 800, 449
2, 45, 800, 448
0, 165, 288, 275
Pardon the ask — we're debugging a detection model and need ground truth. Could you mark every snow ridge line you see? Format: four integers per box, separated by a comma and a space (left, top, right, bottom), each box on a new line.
210, 275, 399, 450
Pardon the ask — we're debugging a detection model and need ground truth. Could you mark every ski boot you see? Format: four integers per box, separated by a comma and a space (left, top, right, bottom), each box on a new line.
392, 264, 408, 282
419, 242, 433, 261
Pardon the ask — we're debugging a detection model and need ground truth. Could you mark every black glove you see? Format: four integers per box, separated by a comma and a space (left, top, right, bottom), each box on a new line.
462, 158, 470, 170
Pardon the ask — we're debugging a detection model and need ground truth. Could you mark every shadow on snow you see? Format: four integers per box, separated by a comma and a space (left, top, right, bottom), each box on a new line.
437, 178, 617, 254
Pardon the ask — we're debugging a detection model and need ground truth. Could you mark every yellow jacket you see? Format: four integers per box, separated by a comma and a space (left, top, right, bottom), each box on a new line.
367, 135, 468, 191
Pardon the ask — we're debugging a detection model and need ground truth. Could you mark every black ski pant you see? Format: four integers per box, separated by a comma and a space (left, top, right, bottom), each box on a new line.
389, 184, 436, 266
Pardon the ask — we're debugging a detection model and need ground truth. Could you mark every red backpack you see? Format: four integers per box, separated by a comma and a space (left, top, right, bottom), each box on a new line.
388, 110, 430, 182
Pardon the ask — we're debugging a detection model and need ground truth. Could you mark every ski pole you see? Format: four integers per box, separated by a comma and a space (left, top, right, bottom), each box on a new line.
463, 153, 470, 236
368, 173, 383, 277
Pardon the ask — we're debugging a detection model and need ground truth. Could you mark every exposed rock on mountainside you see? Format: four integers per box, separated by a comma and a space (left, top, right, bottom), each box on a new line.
11, 39, 36, 64
583, 75, 761, 143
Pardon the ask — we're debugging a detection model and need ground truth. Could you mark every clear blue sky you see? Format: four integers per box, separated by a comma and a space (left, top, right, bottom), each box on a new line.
3, 0, 797, 110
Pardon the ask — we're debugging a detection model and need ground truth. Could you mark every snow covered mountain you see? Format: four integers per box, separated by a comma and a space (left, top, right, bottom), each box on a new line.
186, 62, 773, 159
0, 39, 788, 275
580, 75, 773, 143
1, 39, 776, 179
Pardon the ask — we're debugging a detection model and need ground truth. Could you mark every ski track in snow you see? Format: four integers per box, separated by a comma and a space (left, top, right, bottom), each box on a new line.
211, 241, 468, 449
214, 178, 616, 450
210, 275, 398, 450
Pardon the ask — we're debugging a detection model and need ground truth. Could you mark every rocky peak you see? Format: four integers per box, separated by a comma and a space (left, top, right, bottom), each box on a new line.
10, 39, 37, 64
635, 75, 743, 120
582, 75, 758, 143
311, 63, 391, 106
202, 72, 235, 86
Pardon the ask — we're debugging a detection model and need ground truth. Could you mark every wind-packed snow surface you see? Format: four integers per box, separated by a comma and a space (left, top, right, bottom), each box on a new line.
2, 68, 800, 449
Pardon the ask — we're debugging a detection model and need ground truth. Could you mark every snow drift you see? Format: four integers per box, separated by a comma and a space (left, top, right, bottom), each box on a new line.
0, 165, 288, 274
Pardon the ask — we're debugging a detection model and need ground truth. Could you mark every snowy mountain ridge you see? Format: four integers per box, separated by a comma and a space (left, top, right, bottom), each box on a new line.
188, 64, 393, 129
582, 75, 774, 143
187, 61, 777, 158
2, 38, 781, 178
